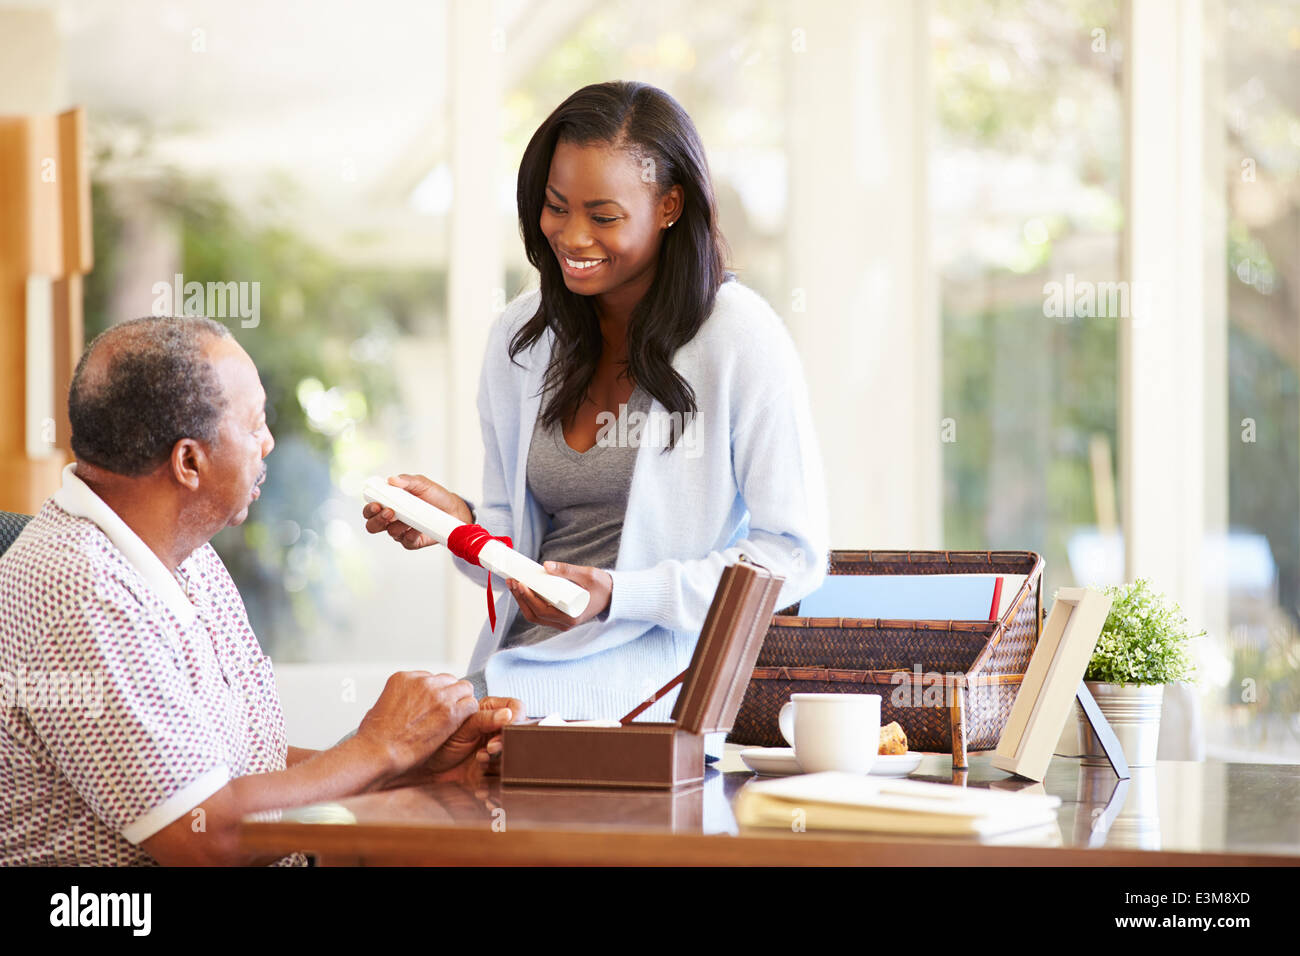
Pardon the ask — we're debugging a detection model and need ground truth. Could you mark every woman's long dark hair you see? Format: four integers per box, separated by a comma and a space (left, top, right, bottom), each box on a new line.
511, 81, 732, 449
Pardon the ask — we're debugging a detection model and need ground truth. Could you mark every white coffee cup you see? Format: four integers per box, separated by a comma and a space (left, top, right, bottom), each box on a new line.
778, 693, 881, 774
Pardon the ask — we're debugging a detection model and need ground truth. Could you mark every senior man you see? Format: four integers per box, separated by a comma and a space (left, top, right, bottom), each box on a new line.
0, 316, 518, 866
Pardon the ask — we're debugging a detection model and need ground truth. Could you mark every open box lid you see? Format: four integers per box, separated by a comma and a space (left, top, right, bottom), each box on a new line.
667, 558, 785, 735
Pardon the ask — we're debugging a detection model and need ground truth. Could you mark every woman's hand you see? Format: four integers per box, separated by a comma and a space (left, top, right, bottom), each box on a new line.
361, 473, 473, 550
378, 695, 524, 789
426, 695, 523, 775
509, 561, 612, 631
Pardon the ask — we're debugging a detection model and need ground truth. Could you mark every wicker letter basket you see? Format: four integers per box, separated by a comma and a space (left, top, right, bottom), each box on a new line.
726, 549, 1045, 768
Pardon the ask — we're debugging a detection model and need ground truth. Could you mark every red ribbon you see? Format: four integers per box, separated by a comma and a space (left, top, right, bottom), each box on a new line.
445, 524, 513, 631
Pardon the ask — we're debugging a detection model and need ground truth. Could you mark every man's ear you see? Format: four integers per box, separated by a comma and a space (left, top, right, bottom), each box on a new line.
170, 438, 206, 492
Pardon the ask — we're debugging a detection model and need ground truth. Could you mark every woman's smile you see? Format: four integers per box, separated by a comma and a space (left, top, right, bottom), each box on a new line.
558, 251, 609, 279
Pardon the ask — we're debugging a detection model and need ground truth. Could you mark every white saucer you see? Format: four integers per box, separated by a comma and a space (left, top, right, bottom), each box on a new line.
739, 747, 925, 778
871, 751, 925, 777
738, 746, 802, 776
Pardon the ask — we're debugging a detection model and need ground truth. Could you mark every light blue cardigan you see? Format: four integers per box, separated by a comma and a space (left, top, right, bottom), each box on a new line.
456, 279, 829, 720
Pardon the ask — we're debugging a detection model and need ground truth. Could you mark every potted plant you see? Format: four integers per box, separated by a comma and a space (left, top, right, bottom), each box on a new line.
1075, 578, 1200, 767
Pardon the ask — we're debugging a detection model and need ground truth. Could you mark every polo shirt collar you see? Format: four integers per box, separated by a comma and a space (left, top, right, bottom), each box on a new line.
52, 462, 198, 626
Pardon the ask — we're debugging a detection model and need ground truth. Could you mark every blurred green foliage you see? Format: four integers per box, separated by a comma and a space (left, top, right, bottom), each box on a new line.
1229, 618, 1300, 746
934, 0, 1123, 603
83, 158, 444, 656
936, 0, 1300, 752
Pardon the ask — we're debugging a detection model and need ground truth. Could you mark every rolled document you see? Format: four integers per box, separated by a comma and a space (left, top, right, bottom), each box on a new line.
363, 477, 591, 618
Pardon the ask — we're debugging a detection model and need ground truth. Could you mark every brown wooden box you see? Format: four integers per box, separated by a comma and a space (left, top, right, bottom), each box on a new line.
501, 559, 785, 789
727, 550, 1045, 769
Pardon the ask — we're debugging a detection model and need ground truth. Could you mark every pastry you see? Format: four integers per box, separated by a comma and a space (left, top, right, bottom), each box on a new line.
878, 720, 908, 755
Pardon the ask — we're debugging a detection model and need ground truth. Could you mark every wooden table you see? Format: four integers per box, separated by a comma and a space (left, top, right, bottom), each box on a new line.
239, 749, 1300, 866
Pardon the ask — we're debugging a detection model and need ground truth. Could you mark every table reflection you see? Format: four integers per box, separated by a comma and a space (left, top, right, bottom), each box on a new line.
269, 750, 1300, 860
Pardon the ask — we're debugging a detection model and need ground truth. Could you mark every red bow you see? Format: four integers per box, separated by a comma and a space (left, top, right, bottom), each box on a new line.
445, 524, 514, 631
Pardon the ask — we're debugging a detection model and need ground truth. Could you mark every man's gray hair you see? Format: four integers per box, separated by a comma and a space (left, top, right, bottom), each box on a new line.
69, 316, 233, 477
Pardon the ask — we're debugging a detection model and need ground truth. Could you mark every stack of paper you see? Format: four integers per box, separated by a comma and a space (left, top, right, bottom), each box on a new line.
796, 574, 1028, 622
733, 771, 1062, 838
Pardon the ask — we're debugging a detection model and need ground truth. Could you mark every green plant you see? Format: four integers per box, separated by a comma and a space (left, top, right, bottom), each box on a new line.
1082, 578, 1201, 685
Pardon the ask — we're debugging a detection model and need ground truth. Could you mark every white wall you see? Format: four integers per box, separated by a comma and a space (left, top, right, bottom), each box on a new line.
784, 0, 941, 551
275, 660, 457, 750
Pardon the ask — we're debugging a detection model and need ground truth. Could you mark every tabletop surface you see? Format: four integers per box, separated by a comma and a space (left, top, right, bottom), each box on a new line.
239, 747, 1300, 865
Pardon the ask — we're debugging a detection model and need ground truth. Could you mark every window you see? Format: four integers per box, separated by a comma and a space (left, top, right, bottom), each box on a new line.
934, 0, 1125, 602
1214, 0, 1300, 759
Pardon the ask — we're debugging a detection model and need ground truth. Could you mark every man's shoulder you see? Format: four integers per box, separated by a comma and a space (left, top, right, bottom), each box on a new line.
0, 502, 134, 594
0, 504, 150, 650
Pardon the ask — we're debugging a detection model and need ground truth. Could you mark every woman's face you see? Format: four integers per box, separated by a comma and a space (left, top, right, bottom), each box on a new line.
540, 140, 683, 301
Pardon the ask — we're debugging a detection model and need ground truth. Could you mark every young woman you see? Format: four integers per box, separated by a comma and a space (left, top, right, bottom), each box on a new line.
364, 81, 828, 721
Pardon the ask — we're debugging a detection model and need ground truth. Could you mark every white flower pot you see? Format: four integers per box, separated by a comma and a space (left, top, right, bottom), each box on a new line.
1075, 680, 1164, 767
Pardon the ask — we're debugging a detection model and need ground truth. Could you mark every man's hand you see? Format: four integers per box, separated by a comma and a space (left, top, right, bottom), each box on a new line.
139, 674, 487, 865
381, 696, 525, 789
361, 473, 474, 550
509, 561, 612, 631
355, 671, 478, 782
428, 695, 524, 774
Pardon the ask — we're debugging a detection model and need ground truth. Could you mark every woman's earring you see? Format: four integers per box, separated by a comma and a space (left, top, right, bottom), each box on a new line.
667, 220, 676, 228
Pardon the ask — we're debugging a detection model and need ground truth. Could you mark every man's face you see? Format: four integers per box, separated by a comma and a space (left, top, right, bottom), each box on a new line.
202, 336, 273, 528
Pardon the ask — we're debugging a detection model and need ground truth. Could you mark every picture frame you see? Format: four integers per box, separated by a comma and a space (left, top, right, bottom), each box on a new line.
992, 587, 1125, 782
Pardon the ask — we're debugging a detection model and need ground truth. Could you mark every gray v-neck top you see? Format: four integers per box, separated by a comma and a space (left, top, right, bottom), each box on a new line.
500, 386, 652, 649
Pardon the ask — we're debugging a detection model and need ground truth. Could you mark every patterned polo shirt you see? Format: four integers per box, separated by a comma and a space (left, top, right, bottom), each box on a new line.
0, 463, 304, 866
